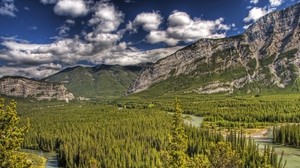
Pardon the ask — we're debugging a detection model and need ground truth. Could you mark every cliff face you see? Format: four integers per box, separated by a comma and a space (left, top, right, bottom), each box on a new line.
128, 3, 300, 94
0, 77, 74, 101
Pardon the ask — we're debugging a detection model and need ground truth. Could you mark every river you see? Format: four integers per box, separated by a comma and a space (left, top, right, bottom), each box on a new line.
177, 113, 300, 168
21, 149, 58, 168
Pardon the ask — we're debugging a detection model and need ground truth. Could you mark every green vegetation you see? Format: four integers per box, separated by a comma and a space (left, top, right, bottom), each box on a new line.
273, 124, 300, 147
276, 49, 298, 61
247, 58, 257, 75
20, 152, 46, 168
45, 65, 142, 98
260, 54, 276, 66
0, 98, 31, 168
10, 94, 295, 167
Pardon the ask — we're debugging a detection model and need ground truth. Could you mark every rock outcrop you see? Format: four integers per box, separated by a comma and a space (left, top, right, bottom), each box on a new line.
128, 3, 300, 94
0, 76, 74, 100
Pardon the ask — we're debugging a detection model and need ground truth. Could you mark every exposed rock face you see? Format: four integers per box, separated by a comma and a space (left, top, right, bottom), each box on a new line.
128, 3, 300, 94
0, 76, 74, 100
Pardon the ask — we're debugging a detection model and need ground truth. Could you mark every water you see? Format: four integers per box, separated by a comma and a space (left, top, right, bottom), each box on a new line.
171, 112, 300, 168
167, 112, 203, 127
44, 152, 58, 168
253, 129, 300, 168
21, 149, 58, 168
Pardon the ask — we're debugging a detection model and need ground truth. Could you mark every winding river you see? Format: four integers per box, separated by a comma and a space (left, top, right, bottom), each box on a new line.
178, 113, 300, 168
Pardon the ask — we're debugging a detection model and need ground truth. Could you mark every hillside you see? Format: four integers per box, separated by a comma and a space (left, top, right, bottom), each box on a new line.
128, 3, 300, 95
44, 64, 145, 98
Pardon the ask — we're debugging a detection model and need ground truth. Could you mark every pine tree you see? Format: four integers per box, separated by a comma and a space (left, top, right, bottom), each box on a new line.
207, 141, 241, 168
0, 98, 31, 168
161, 98, 188, 168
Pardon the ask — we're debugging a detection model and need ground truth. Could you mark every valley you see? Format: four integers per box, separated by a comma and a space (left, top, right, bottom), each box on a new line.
8, 93, 299, 167
1, 1, 300, 168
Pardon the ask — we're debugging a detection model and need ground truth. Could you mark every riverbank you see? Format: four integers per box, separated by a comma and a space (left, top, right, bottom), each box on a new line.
180, 112, 300, 168
21, 149, 58, 168
248, 127, 300, 168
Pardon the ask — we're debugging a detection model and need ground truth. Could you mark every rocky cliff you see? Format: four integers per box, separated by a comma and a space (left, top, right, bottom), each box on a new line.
128, 3, 300, 94
0, 76, 74, 101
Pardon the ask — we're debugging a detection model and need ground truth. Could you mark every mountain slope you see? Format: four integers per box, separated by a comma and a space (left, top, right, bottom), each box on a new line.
0, 76, 74, 100
128, 3, 300, 95
44, 64, 144, 97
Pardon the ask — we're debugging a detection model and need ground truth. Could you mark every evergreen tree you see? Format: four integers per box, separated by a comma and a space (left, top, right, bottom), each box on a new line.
0, 98, 31, 168
207, 141, 241, 168
161, 98, 188, 168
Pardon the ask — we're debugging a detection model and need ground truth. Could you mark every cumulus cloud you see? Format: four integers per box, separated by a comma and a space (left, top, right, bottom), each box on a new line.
88, 2, 124, 33
54, 0, 88, 17
0, 36, 182, 78
168, 11, 191, 27
0, 0, 17, 17
127, 12, 162, 32
0, 35, 178, 68
243, 7, 269, 23
269, 0, 284, 7
243, 0, 282, 29
0, 63, 62, 78
250, 0, 259, 4
144, 11, 231, 46
146, 31, 178, 46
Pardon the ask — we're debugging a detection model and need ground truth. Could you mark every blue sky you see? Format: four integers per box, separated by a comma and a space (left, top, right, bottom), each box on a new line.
0, 0, 298, 78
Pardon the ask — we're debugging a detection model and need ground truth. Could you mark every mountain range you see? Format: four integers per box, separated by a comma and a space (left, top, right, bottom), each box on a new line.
1, 3, 300, 100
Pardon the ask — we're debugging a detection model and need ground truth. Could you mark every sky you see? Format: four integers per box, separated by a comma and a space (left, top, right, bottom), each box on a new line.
0, 0, 299, 78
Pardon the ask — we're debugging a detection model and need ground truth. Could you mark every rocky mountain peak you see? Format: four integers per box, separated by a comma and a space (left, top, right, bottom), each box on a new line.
128, 3, 300, 94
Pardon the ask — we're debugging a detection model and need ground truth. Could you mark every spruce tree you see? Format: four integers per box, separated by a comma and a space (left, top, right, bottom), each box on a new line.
161, 98, 188, 168
0, 98, 31, 168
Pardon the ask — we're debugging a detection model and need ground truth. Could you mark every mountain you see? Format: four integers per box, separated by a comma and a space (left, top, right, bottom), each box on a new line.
128, 3, 300, 95
44, 64, 145, 98
0, 76, 74, 100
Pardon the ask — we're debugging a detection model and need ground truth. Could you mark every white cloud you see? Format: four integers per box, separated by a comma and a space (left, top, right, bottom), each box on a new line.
243, 24, 251, 29
146, 31, 178, 46
269, 0, 284, 7
24, 6, 30, 11
57, 19, 75, 36
243, 7, 268, 23
54, 0, 88, 17
88, 2, 124, 33
250, 0, 259, 4
85, 32, 120, 44
0, 64, 62, 78
65, 19, 75, 24
128, 12, 162, 32
144, 11, 231, 46
0, 0, 17, 17
0, 35, 183, 78
168, 11, 192, 27
40, 0, 57, 4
